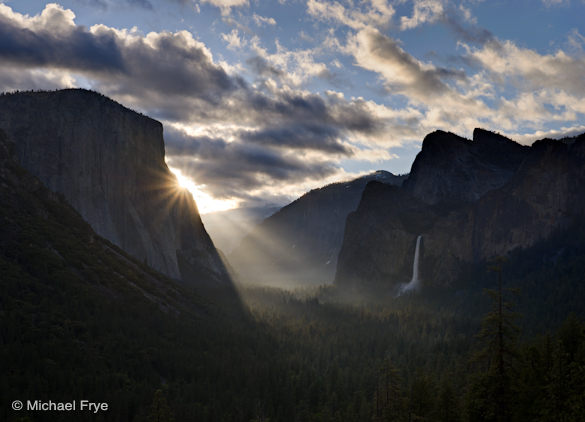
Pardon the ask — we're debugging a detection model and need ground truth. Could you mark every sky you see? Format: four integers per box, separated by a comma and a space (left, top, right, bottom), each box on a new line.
1, 0, 584, 214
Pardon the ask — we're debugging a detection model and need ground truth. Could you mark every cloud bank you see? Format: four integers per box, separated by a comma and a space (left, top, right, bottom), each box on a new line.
0, 3, 408, 208
1, 1, 585, 210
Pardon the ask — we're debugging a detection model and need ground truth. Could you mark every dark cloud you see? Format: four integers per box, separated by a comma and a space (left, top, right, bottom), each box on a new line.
0, 7, 125, 72
164, 127, 339, 200
434, 66, 467, 81
329, 99, 385, 133
79, 25, 246, 107
240, 123, 352, 154
0, 3, 393, 207
241, 90, 383, 134
261, 91, 329, 120
0, 4, 241, 105
442, 13, 494, 45
364, 29, 452, 96
0, 4, 385, 136
246, 56, 284, 79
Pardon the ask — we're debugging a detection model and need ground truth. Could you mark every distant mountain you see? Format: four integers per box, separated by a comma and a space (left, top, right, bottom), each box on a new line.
0, 89, 228, 285
230, 171, 406, 287
335, 129, 585, 292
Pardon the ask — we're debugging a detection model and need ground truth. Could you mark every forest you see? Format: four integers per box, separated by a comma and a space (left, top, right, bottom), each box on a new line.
3, 263, 585, 422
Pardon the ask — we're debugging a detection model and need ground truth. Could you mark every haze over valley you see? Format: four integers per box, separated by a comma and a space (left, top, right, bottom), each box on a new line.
2, 1, 585, 421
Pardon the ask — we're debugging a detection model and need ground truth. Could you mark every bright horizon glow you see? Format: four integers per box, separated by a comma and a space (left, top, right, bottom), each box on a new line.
169, 166, 240, 214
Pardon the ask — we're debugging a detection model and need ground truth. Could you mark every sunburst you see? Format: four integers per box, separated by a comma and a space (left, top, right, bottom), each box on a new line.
168, 167, 239, 215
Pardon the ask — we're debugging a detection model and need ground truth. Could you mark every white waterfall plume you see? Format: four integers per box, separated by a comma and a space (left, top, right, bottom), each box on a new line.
399, 235, 422, 295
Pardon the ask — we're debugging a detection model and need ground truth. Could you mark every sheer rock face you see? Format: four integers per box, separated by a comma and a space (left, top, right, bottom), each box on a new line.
471, 136, 585, 260
0, 89, 228, 284
335, 130, 585, 290
403, 129, 529, 204
230, 171, 406, 287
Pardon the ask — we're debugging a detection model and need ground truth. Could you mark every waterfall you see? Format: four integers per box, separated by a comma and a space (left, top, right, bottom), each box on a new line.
400, 235, 422, 294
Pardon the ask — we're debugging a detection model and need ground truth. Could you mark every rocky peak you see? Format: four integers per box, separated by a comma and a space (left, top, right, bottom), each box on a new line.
420, 130, 471, 152
0, 89, 228, 284
472, 128, 528, 169
403, 128, 529, 205
472, 127, 512, 144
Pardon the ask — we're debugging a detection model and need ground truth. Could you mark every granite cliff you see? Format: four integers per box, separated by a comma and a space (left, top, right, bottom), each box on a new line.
230, 171, 406, 287
335, 129, 585, 291
0, 89, 228, 284
0, 127, 198, 312
403, 129, 529, 204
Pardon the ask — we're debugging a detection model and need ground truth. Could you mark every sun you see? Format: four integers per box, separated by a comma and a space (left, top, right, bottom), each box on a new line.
169, 166, 239, 214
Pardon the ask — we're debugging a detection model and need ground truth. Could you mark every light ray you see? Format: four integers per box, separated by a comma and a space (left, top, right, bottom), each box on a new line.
169, 166, 240, 214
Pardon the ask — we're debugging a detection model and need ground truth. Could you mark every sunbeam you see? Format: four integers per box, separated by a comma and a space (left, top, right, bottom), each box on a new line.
169, 166, 240, 215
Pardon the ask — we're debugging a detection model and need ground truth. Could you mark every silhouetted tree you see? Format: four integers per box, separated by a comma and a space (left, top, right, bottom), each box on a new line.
467, 259, 520, 422
539, 314, 585, 422
373, 358, 404, 422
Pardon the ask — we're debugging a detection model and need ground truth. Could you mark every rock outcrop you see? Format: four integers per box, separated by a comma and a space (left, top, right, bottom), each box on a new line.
230, 171, 406, 287
0, 89, 228, 284
403, 129, 529, 204
335, 130, 585, 291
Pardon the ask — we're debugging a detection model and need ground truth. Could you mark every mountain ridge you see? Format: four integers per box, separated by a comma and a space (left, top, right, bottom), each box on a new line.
403, 129, 529, 204
335, 129, 585, 291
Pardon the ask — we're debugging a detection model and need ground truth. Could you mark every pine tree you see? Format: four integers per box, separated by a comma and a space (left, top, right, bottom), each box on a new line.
467, 259, 520, 422
372, 357, 404, 422
408, 371, 436, 421
540, 314, 585, 422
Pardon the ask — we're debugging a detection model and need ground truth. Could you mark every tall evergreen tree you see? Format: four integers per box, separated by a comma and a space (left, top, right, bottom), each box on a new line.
373, 358, 404, 422
539, 314, 585, 422
467, 259, 520, 422
408, 372, 436, 421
